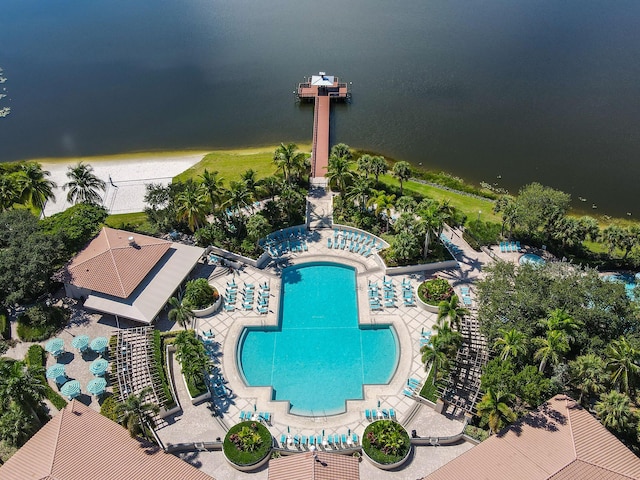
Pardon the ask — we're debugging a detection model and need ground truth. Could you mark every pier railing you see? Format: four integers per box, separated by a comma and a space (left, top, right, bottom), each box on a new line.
311, 96, 320, 176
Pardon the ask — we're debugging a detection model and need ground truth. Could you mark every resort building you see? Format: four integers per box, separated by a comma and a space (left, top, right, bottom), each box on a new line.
424, 394, 640, 480
58, 226, 204, 324
0, 400, 214, 480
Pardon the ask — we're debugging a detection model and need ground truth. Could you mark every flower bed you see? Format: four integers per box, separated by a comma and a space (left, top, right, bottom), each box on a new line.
183, 278, 219, 310
417, 278, 453, 306
362, 420, 411, 469
223, 421, 272, 470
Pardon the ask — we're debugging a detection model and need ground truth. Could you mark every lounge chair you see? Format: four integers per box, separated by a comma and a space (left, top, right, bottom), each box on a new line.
301, 436, 308, 446
382, 409, 389, 418
280, 434, 286, 446
365, 409, 372, 420
223, 304, 235, 312
409, 377, 420, 386
352, 433, 359, 445
317, 435, 323, 446
389, 408, 396, 419
384, 299, 396, 308
258, 306, 268, 314
403, 297, 415, 306
341, 434, 347, 446
403, 389, 414, 397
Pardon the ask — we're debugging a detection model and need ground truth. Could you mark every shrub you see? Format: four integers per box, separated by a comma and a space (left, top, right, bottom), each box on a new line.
16, 304, 67, 341
0, 308, 10, 340
464, 425, 490, 442
417, 278, 454, 306
182, 278, 218, 310
362, 420, 411, 465
100, 395, 119, 422
223, 421, 272, 466
464, 220, 501, 250
153, 330, 176, 409
24, 344, 67, 411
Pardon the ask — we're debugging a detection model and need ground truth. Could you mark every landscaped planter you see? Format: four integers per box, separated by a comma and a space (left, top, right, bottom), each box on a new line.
362, 420, 412, 470
417, 296, 440, 313
182, 374, 211, 405
417, 278, 453, 313
192, 294, 222, 318
223, 421, 273, 471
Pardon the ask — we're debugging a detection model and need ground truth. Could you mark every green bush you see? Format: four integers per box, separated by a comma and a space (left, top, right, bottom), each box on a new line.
16, 304, 67, 341
223, 421, 272, 466
153, 330, 176, 409
24, 344, 67, 411
464, 220, 501, 250
100, 395, 119, 422
0, 308, 10, 340
464, 425, 490, 442
417, 278, 454, 306
182, 278, 218, 310
419, 367, 440, 403
362, 420, 411, 465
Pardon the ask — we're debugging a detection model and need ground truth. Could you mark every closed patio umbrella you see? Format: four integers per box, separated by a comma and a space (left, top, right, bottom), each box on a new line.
71, 335, 90, 352
89, 358, 109, 376
60, 380, 81, 400
90, 337, 108, 354
46, 364, 66, 379
86, 378, 107, 396
45, 338, 65, 356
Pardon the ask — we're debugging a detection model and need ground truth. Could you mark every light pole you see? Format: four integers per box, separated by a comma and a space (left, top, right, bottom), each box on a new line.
477, 210, 481, 222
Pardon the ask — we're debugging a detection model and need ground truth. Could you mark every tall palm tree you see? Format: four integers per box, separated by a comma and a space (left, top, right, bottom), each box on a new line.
421, 341, 449, 383
534, 329, 569, 373
345, 175, 372, 211
606, 336, 640, 395
199, 169, 225, 213
392, 161, 411, 196
326, 154, 354, 192
240, 169, 261, 203
569, 353, 608, 406
367, 191, 396, 232
225, 180, 252, 213
63, 162, 106, 204
273, 143, 307, 183
174, 330, 210, 389
0, 360, 46, 429
494, 196, 518, 238
0, 175, 20, 211
369, 155, 388, 184
600, 224, 623, 256
356, 154, 373, 178
116, 386, 160, 440
477, 389, 517, 434
17, 163, 57, 214
175, 181, 207, 232
538, 308, 583, 343
167, 296, 194, 330
595, 391, 635, 435
330, 143, 352, 161
493, 327, 528, 361
416, 200, 446, 259
0, 402, 36, 447
395, 195, 417, 214
432, 318, 463, 357
437, 295, 469, 331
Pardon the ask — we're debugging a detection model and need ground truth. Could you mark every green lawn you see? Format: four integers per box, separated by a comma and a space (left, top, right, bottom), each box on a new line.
378, 174, 501, 224
173, 145, 311, 184
105, 212, 154, 232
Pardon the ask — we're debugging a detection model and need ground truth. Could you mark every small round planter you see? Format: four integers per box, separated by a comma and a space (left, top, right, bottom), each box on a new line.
417, 296, 440, 313
192, 294, 222, 318
223, 421, 273, 472
417, 278, 453, 313
362, 420, 412, 470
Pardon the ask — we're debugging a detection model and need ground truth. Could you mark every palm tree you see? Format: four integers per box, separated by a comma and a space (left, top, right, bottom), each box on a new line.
569, 354, 608, 406
0, 175, 20, 211
534, 329, 569, 373
240, 169, 261, 203
600, 224, 623, 256
174, 330, 210, 389
493, 328, 528, 361
199, 169, 225, 213
225, 181, 252, 213
538, 308, 583, 344
167, 296, 194, 330
175, 181, 207, 232
494, 196, 518, 238
63, 162, 106, 204
116, 386, 160, 440
395, 195, 417, 214
477, 389, 517, 434
326, 154, 354, 192
357, 154, 373, 178
595, 391, 635, 435
273, 143, 307, 183
345, 175, 372, 211
369, 155, 388, 184
421, 341, 449, 383
367, 191, 396, 232
437, 295, 469, 331
0, 402, 36, 447
392, 161, 411, 196
330, 143, 352, 160
606, 336, 640, 395
17, 163, 57, 214
416, 200, 446, 259
0, 360, 46, 429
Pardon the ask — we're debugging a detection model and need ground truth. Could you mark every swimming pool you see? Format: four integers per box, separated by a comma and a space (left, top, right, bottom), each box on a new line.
238, 262, 398, 416
519, 253, 545, 266
603, 273, 639, 301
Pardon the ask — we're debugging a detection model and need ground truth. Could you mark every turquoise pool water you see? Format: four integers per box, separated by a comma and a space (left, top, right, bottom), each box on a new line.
238, 262, 398, 416
519, 253, 545, 266
603, 273, 639, 301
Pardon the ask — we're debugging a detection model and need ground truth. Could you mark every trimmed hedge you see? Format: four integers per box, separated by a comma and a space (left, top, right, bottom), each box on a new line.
16, 305, 67, 342
223, 421, 272, 466
362, 420, 411, 465
100, 394, 119, 422
25, 344, 68, 411
0, 308, 10, 340
153, 330, 177, 409
464, 425, 490, 442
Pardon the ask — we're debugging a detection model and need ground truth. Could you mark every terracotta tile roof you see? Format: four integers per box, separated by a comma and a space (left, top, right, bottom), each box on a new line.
268, 451, 359, 480
0, 400, 214, 480
423, 395, 640, 480
62, 227, 172, 298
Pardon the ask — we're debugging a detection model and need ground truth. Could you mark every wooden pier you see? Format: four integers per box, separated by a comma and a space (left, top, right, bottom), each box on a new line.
297, 73, 350, 181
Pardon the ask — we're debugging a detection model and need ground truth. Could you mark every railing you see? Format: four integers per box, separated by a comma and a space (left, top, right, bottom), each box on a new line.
311, 96, 320, 176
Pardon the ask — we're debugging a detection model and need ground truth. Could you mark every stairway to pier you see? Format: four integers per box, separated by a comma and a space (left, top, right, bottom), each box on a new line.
306, 186, 333, 230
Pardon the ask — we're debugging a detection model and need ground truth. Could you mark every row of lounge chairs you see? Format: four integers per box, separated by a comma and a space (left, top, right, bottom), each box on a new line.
266, 239, 308, 258
239, 410, 271, 424
369, 277, 415, 310
279, 432, 359, 449
459, 286, 473, 307
499, 241, 521, 253
403, 377, 422, 397
365, 408, 396, 421
223, 280, 238, 311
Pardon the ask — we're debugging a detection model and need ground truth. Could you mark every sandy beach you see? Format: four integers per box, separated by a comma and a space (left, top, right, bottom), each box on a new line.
40, 151, 208, 217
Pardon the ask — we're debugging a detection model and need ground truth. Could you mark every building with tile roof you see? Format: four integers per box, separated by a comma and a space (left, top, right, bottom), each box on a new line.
423, 394, 640, 480
60, 227, 204, 324
268, 451, 360, 480
0, 400, 214, 480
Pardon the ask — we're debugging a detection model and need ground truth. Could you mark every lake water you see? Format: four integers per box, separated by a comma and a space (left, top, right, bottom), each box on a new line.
1, 1, 640, 216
